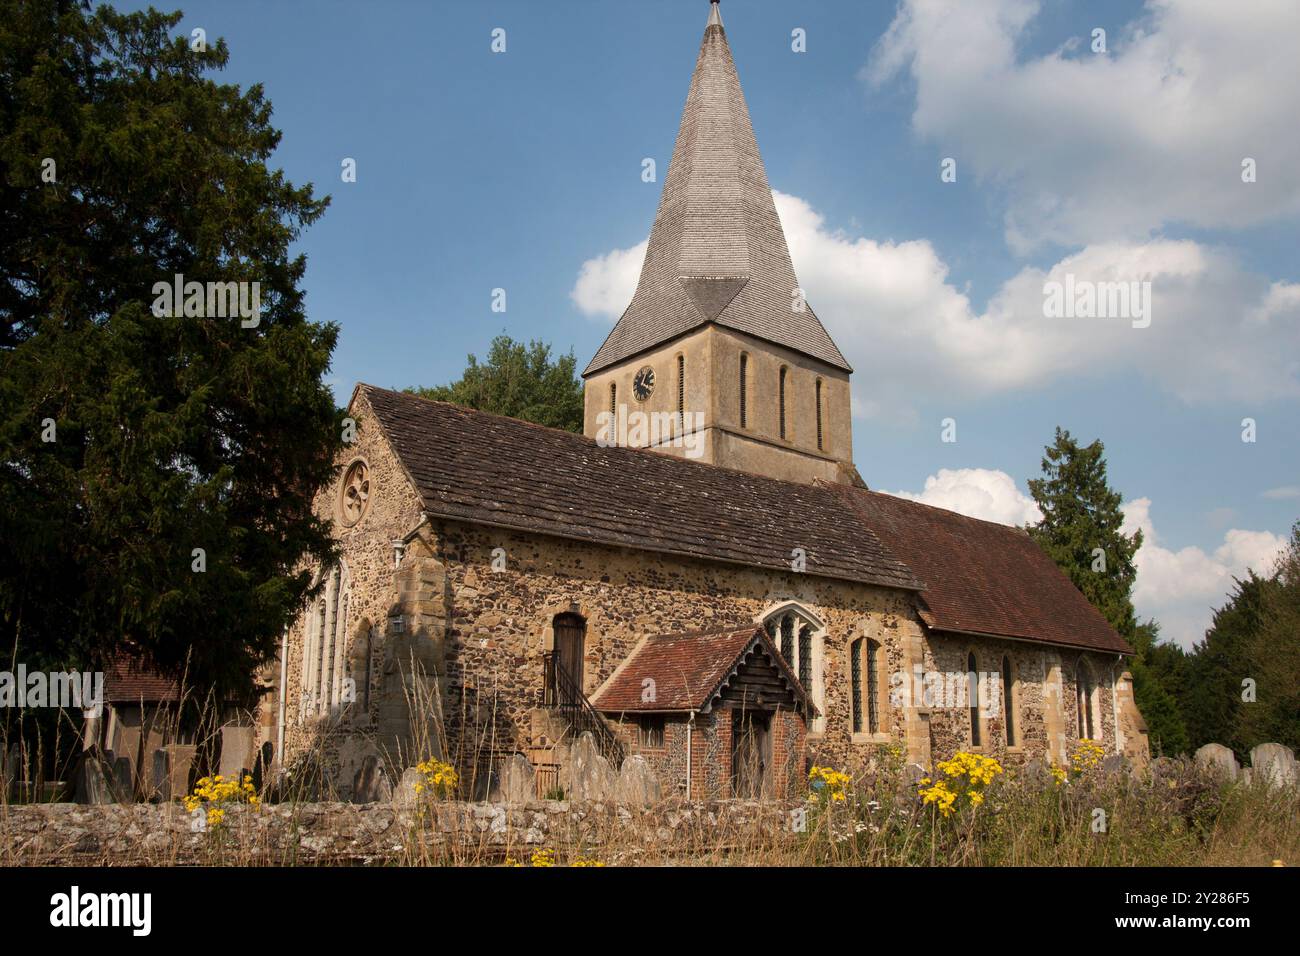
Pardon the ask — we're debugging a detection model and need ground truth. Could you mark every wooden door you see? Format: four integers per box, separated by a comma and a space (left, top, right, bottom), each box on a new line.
552, 613, 585, 706
731, 710, 771, 798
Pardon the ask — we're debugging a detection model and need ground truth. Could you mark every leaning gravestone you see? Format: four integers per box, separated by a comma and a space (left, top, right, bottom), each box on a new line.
352, 754, 393, 804
1194, 743, 1239, 782
568, 732, 616, 802
613, 754, 661, 806
73, 749, 115, 805
1250, 743, 1297, 787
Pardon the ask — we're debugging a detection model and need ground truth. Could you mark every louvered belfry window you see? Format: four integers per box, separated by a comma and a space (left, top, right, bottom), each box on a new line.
677, 354, 685, 417
609, 383, 617, 422
739, 353, 748, 427
778, 367, 787, 439
815, 379, 823, 450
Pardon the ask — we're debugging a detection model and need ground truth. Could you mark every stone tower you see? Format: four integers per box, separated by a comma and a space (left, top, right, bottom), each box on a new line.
582, 0, 859, 486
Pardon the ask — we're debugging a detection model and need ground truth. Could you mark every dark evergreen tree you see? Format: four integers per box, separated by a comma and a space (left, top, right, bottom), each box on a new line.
1028, 427, 1142, 640
0, 2, 341, 702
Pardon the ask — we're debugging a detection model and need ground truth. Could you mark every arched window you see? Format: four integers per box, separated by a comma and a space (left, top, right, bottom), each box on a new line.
301, 563, 350, 720
1077, 659, 1097, 740
739, 353, 748, 428
778, 366, 788, 439
1002, 655, 1017, 746
761, 604, 825, 734
850, 638, 882, 735
967, 651, 981, 747
815, 379, 824, 451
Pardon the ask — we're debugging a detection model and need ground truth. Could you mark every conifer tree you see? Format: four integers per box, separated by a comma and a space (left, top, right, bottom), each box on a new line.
0, 2, 342, 701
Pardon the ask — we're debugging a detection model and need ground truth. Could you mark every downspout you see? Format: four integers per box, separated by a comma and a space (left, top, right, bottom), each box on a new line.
1110, 654, 1124, 755
276, 625, 288, 773
686, 710, 696, 801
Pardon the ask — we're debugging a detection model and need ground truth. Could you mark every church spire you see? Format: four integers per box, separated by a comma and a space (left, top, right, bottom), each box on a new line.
584, 1, 849, 377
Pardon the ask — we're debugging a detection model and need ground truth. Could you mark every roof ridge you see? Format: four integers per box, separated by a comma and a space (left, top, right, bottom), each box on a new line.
842, 483, 1036, 535
362, 383, 864, 500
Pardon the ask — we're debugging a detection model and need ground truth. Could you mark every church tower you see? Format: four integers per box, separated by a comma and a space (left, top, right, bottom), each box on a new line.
583, 0, 858, 486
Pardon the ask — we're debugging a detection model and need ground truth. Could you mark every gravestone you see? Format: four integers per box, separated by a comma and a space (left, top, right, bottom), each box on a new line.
1100, 755, 1129, 777
392, 767, 423, 808
111, 755, 134, 802
1250, 743, 1297, 787
164, 743, 196, 800
73, 748, 115, 805
568, 732, 616, 802
218, 725, 255, 781
613, 754, 661, 806
352, 754, 393, 803
1194, 743, 1239, 782
491, 753, 537, 805
149, 749, 171, 801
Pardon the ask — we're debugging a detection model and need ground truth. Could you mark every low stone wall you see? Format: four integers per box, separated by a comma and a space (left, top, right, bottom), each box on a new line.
0, 799, 803, 866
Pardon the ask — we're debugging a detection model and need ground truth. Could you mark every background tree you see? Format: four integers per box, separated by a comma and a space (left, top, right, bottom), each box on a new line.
406, 334, 583, 432
1027, 427, 1191, 753
1232, 523, 1299, 753
1128, 619, 1189, 756
0, 2, 341, 703
1028, 428, 1142, 640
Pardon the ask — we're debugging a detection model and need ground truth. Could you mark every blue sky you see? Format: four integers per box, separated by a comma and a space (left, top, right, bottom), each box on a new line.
133, 0, 1298, 647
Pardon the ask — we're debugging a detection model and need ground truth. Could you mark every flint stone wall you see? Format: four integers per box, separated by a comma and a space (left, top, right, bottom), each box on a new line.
1, 801, 801, 866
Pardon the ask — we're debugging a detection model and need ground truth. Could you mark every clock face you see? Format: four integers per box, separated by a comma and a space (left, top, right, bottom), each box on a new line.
632, 365, 656, 402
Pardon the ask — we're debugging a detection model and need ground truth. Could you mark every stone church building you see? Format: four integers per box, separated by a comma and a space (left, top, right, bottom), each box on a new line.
266, 1, 1148, 801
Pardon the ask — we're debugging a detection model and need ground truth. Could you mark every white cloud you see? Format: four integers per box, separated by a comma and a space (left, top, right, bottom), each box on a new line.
866, 0, 1300, 250
572, 190, 1300, 418
772, 190, 1300, 416
1121, 497, 1286, 648
570, 241, 646, 319
885, 467, 1042, 526
1262, 485, 1300, 500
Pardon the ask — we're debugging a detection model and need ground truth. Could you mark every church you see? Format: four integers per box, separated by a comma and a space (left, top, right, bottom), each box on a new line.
269, 1, 1148, 801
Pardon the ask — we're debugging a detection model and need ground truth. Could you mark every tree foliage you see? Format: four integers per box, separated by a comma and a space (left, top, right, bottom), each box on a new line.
1028, 427, 1141, 641
406, 335, 583, 432
0, 2, 341, 701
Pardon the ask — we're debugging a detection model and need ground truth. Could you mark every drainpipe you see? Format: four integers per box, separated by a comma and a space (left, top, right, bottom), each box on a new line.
276, 625, 288, 773
686, 710, 696, 801
1110, 654, 1124, 755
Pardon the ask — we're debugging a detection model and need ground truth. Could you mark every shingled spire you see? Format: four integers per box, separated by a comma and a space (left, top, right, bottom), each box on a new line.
584, 1, 850, 376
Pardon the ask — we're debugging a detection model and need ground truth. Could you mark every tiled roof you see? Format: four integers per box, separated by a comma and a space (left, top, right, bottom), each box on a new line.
583, 7, 849, 376
104, 654, 182, 703
591, 624, 808, 713
831, 486, 1135, 655
360, 386, 922, 591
